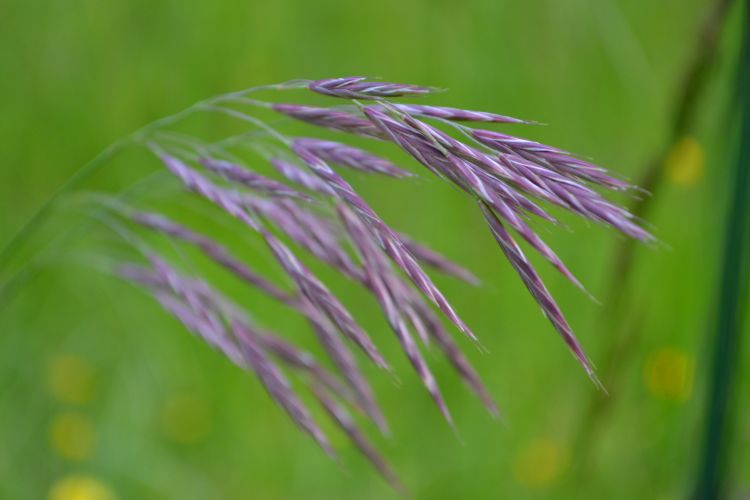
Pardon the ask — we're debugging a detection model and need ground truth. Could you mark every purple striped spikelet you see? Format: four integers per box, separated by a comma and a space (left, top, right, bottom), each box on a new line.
200, 157, 313, 200
272, 103, 384, 138
270, 158, 336, 195
294, 137, 413, 178
309, 77, 434, 100
380, 103, 533, 124
113, 76, 652, 488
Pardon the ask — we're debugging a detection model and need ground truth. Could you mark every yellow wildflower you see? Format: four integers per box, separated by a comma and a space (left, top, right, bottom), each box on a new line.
47, 355, 95, 405
644, 347, 694, 401
664, 136, 704, 187
48, 474, 115, 500
513, 437, 569, 489
49, 412, 95, 461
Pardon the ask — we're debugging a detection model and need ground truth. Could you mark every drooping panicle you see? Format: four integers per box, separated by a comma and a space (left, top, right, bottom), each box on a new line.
113, 76, 656, 487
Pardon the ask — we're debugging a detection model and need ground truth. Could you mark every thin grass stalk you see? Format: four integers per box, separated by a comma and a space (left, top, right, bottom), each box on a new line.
694, 8, 750, 497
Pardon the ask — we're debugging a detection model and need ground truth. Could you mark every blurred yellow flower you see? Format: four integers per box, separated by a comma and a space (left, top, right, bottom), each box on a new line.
161, 393, 212, 444
47, 355, 95, 405
49, 412, 95, 461
644, 347, 694, 401
664, 136, 704, 187
49, 474, 116, 500
513, 437, 569, 489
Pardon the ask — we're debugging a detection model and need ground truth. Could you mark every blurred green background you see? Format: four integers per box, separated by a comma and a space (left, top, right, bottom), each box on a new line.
1, 0, 747, 498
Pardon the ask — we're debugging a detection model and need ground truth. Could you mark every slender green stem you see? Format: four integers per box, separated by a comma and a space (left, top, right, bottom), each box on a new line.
0, 140, 128, 269
694, 5, 750, 497
0, 101, 200, 276
0, 81, 301, 281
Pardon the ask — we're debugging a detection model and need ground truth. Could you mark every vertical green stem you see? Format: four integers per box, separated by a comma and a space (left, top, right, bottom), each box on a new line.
694, 4, 750, 497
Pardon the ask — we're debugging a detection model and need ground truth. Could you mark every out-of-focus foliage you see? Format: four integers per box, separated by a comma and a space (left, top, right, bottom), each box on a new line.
0, 0, 747, 498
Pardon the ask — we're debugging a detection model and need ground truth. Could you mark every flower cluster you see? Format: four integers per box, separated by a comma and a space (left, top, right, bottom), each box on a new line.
114, 77, 650, 487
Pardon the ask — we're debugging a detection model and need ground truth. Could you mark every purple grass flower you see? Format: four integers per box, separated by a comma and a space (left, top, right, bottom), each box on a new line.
254, 332, 351, 403
122, 260, 382, 457
338, 203, 454, 426
199, 157, 313, 201
270, 157, 480, 285
294, 138, 413, 178
161, 154, 263, 231
347, 213, 496, 416
472, 129, 634, 191
232, 321, 335, 456
131, 211, 295, 305
309, 77, 434, 100
161, 154, 388, 370
479, 202, 600, 385
311, 384, 403, 492
413, 298, 499, 417
361, 105, 462, 181
364, 106, 589, 293
398, 235, 480, 285
272, 103, 384, 138
305, 312, 389, 434
262, 230, 388, 370
359, 104, 611, 372
233, 194, 365, 281
293, 141, 480, 345
132, 208, 387, 434
379, 103, 532, 125
119, 263, 245, 366
120, 260, 399, 470
148, 169, 481, 427
270, 158, 336, 195
392, 111, 564, 209
498, 159, 648, 241
109, 77, 656, 487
